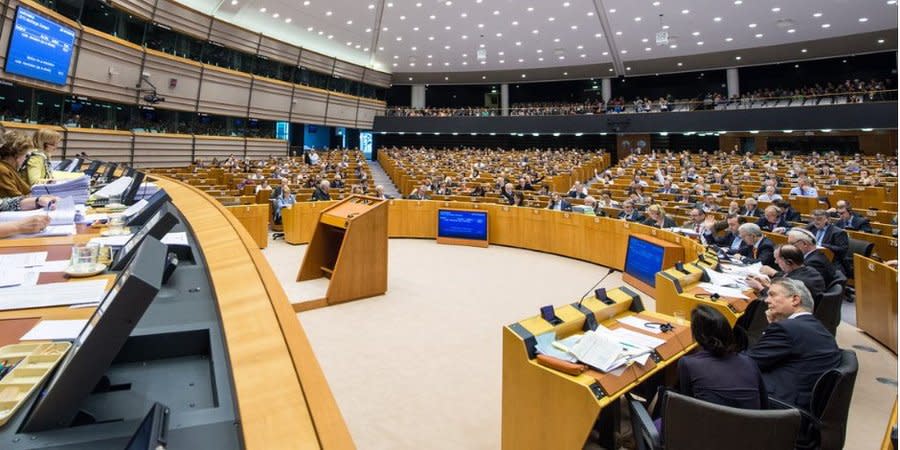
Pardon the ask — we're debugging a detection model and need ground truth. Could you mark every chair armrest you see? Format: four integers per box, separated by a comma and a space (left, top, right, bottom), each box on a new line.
767, 396, 822, 427
627, 394, 662, 450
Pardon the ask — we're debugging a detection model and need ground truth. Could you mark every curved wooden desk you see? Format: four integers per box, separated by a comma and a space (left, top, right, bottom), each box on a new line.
0, 177, 353, 450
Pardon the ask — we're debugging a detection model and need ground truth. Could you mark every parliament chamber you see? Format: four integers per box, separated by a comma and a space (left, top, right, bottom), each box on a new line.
0, 0, 896, 448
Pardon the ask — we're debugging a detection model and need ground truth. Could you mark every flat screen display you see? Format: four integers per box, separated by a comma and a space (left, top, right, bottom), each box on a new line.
437, 209, 488, 241
624, 235, 665, 288
5, 7, 76, 85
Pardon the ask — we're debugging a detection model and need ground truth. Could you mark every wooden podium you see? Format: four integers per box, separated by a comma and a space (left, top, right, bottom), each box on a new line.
294, 195, 389, 312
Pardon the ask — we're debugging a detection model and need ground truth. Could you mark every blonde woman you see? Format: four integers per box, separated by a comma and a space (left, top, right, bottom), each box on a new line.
642, 204, 676, 228
21, 128, 61, 185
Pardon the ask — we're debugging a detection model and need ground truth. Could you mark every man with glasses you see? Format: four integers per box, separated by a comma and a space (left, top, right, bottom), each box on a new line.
835, 202, 873, 233
806, 210, 849, 265
735, 223, 776, 269
617, 200, 644, 223
785, 228, 837, 287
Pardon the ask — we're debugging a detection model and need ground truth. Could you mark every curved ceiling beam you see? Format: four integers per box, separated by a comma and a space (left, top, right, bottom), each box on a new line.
591, 0, 624, 76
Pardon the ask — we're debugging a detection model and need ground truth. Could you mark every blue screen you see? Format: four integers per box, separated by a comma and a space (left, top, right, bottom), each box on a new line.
624, 235, 665, 287
438, 210, 488, 241
5, 7, 76, 85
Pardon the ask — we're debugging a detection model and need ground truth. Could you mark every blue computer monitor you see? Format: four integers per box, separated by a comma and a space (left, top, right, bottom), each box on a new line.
4, 6, 76, 85
437, 209, 488, 241
624, 235, 665, 288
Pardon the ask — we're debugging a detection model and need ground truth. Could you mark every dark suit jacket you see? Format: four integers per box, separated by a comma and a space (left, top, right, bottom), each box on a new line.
746, 314, 841, 410
641, 216, 676, 229
618, 211, 645, 223
835, 213, 873, 233
806, 224, 849, 262
804, 249, 837, 287
311, 187, 331, 201
679, 350, 767, 410
785, 266, 826, 304
739, 237, 776, 269
740, 207, 763, 218
547, 200, 572, 212
656, 187, 680, 195
500, 190, 516, 205
756, 216, 789, 232
715, 231, 745, 252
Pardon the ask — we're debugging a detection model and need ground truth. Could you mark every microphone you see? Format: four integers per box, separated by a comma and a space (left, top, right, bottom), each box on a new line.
575, 268, 617, 331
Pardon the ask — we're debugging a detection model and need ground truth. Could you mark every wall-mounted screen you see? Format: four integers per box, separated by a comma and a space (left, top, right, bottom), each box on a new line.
624, 235, 665, 288
4, 6, 76, 85
437, 209, 488, 241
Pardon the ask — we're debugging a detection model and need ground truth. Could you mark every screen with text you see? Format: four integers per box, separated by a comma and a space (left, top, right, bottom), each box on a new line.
438, 209, 488, 241
624, 236, 665, 287
5, 7, 76, 85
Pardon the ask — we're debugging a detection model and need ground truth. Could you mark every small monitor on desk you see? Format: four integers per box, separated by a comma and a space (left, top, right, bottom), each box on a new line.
111, 209, 178, 271
126, 190, 171, 227
624, 235, 665, 288
437, 209, 488, 241
22, 237, 167, 432
121, 171, 146, 206
82, 161, 102, 178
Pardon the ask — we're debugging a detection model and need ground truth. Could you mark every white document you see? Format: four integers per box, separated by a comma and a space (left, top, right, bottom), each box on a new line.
20, 319, 88, 341
616, 316, 662, 334
89, 234, 134, 248
720, 262, 764, 277
0, 268, 27, 287
93, 176, 132, 197
0, 252, 48, 268
704, 268, 748, 288
0, 279, 107, 311
14, 224, 77, 238
698, 282, 750, 299
570, 330, 624, 372
608, 327, 667, 349
35, 260, 71, 272
535, 331, 578, 363
0, 197, 76, 226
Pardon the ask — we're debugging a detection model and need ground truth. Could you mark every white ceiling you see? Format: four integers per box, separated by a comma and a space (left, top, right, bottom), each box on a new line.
178, 0, 897, 75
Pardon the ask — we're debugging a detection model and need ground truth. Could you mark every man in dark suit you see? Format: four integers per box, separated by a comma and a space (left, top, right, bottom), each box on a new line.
311, 180, 331, 201
746, 278, 841, 410
715, 213, 745, 253
787, 228, 837, 287
736, 223, 776, 269
757, 205, 789, 233
752, 245, 826, 303
806, 209, 849, 264
546, 192, 572, 212
683, 207, 717, 244
655, 179, 679, 195
835, 203, 873, 233
740, 198, 763, 218
617, 200, 644, 222
499, 183, 517, 205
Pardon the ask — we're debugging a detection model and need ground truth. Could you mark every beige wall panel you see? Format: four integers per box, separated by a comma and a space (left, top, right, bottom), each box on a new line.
133, 133, 193, 167
153, 0, 210, 41
142, 51, 203, 112
71, 33, 142, 104
362, 69, 392, 88
325, 96, 357, 128
332, 60, 364, 83
111, 0, 154, 20
246, 139, 288, 160
356, 102, 382, 129
248, 78, 291, 121
299, 50, 334, 74
209, 19, 258, 55
258, 36, 300, 66
291, 88, 328, 124
194, 136, 244, 160
65, 130, 133, 162
198, 67, 251, 116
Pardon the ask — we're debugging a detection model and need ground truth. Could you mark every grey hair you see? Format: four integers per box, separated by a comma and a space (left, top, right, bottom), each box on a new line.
787, 228, 816, 245
772, 278, 815, 311
738, 223, 762, 237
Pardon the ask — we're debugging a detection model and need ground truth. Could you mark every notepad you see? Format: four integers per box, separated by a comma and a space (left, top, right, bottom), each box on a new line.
570, 330, 623, 372
0, 280, 106, 311
20, 320, 88, 341
0, 252, 47, 268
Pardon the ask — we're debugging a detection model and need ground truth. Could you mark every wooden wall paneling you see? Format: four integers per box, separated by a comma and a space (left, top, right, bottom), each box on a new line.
0, 0, 81, 90
325, 94, 357, 128
291, 87, 328, 125
64, 129, 134, 163
152, 0, 211, 42
331, 60, 365, 83
194, 135, 245, 161
142, 49, 204, 112
209, 18, 259, 55
361, 68, 392, 88
245, 138, 288, 160
132, 133, 193, 167
248, 77, 292, 121
356, 99, 385, 129
197, 66, 252, 117
110, 0, 154, 21
298, 49, 335, 75
257, 36, 301, 66
71, 29, 144, 104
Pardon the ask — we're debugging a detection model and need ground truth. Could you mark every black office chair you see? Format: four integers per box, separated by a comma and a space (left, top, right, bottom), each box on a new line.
734, 299, 769, 350
814, 271, 847, 336
769, 349, 859, 450
629, 391, 801, 450
843, 238, 875, 300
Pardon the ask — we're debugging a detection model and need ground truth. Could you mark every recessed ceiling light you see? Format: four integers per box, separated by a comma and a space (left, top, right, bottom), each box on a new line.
259, 7, 266, 12
626, 67, 631, 70
460, 12, 467, 17
571, 25, 578, 30
538, 57, 544, 61
587, 11, 594, 16
387, 2, 393, 6
821, 23, 830, 28
735, 56, 741, 60
398, 15, 405, 20
645, 47, 651, 51
642, 38, 649, 42
725, 37, 733, 41
548, 17, 555, 21
497, 32, 503, 37
482, 76, 486, 79
365, 28, 372, 32
713, 17, 722, 22
794, 64, 799, 68
536, 49, 543, 53
285, 17, 291, 23
493, 10, 500, 15
615, 31, 623, 35
527, 6, 534, 11
427, 54, 432, 58
563, 1, 570, 6
512, 21, 518, 25
563, 72, 568, 75
595, 33, 602, 38
327, 34, 333, 39
396, 36, 402, 40
444, 62, 449, 66
634, 17, 642, 21
392, 63, 397, 67
517, 58, 523, 62
677, 62, 683, 66
620, 50, 627, 54
318, 31, 323, 35
368, 4, 374, 9
862, 128, 874, 132
272, 13, 278, 18
413, 26, 419, 31
345, 41, 351, 45
382, 27, 388, 31
429, 14, 435, 19
859, 17, 869, 22
478, 23, 484, 28
428, 36, 434, 40
652, 1, 660, 5
602, 51, 608, 55
801, 48, 807, 52
461, 35, 468, 39
878, 39, 885, 43
553, 38, 560, 42
733, 0, 742, 4
521, 74, 526, 78
889, 0, 898, 4
787, 28, 795, 33
559, 55, 565, 59
346, 19, 352, 24
669, 44, 677, 48
308, 26, 314, 31
325, 10, 331, 15
532, 29, 539, 34
755, 33, 763, 38
444, 0, 451, 5
771, 7, 781, 12
681, 9, 689, 14
577, 45, 583, 49
444, 45, 450, 49
230, 0, 237, 5
813, 12, 822, 17
411, 46, 416, 51
303, 0, 310, 5
392, 55, 398, 59
462, 61, 467, 65
609, 8, 616, 13
445, 25, 451, 30
692, 31, 700, 36
662, 25, 669, 29
697, 41, 704, 45
415, 2, 421, 6
748, 23, 756, 28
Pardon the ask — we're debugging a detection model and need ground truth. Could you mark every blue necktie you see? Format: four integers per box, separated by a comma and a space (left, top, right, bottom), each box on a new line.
731, 235, 741, 251
816, 228, 825, 245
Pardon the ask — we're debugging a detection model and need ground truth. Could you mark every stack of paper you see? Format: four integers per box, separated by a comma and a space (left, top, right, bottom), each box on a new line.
0, 279, 106, 311
30, 175, 90, 204
697, 282, 750, 299
93, 176, 132, 198
0, 197, 78, 237
537, 325, 660, 373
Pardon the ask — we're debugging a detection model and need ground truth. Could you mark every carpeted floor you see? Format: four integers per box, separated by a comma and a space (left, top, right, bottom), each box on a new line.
262, 238, 897, 450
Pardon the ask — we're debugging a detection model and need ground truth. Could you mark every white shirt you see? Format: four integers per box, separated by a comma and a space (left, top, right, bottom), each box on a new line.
788, 311, 813, 319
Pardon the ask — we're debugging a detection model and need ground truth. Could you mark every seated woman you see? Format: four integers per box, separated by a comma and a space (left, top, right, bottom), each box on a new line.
0, 131, 33, 197
21, 128, 61, 186
0, 194, 59, 238
273, 187, 295, 224
642, 204, 676, 228
678, 305, 767, 409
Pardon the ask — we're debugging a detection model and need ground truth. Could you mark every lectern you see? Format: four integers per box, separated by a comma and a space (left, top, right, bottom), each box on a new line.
294, 195, 388, 311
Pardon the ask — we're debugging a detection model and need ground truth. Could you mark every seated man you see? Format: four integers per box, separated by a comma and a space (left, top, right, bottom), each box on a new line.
273, 187, 295, 224
499, 183, 517, 205
835, 202, 873, 233
756, 205, 789, 233
786, 228, 837, 287
546, 192, 572, 212
746, 278, 841, 410
683, 207, 716, 244
788, 177, 818, 197
806, 209, 849, 264
750, 245, 826, 303
741, 197, 762, 218
757, 185, 783, 203
735, 223, 777, 269
311, 180, 331, 201
715, 213, 745, 253
617, 200, 645, 223
566, 181, 588, 199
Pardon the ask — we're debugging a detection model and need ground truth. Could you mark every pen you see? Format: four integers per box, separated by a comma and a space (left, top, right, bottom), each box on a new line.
44, 198, 55, 211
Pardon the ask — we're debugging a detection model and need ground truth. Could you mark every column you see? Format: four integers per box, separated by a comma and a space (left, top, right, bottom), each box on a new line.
411, 84, 426, 109
726, 68, 740, 98
601, 78, 612, 103
501, 83, 509, 116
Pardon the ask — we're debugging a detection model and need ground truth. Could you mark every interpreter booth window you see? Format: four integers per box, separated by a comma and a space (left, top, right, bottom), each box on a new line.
246, 118, 276, 139
328, 77, 358, 96
194, 113, 246, 137
294, 67, 330, 90
35, 90, 65, 125
253, 56, 294, 83
80, 0, 147, 46
64, 97, 129, 130
0, 81, 34, 123
32, 0, 80, 21
201, 43, 254, 73
131, 106, 188, 134
145, 23, 204, 61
